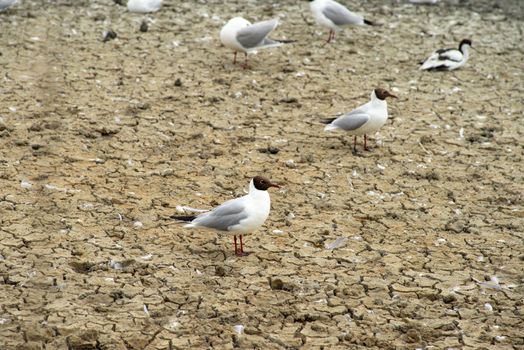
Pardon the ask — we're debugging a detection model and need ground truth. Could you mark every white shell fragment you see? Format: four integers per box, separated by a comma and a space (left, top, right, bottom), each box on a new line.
233, 325, 244, 334
20, 180, 32, 189
325, 237, 348, 250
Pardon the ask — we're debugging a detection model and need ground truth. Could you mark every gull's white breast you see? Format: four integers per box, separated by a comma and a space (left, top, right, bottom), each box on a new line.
220, 17, 251, 52
230, 191, 271, 234
310, 0, 340, 31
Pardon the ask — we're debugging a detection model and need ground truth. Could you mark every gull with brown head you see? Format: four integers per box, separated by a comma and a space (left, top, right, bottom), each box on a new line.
172, 176, 280, 256
322, 88, 397, 152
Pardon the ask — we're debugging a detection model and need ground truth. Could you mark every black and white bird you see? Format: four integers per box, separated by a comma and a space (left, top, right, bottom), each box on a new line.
219, 17, 295, 68
308, 0, 373, 43
172, 176, 280, 257
419, 39, 473, 71
322, 88, 397, 151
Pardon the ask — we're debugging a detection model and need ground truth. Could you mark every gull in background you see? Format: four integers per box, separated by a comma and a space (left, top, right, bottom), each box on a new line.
172, 176, 280, 257
420, 39, 473, 71
409, 0, 439, 4
322, 88, 397, 152
0, 0, 19, 12
308, 0, 373, 43
127, 0, 162, 13
220, 17, 296, 68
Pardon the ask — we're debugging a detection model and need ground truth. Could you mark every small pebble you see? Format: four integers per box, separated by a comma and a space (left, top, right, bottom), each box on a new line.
270, 278, 284, 290
268, 146, 279, 154
140, 21, 148, 32
103, 30, 117, 42
285, 159, 296, 168
215, 266, 226, 277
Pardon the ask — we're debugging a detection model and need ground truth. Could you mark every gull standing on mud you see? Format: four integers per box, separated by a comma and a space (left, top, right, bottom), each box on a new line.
0, 0, 19, 12
322, 88, 397, 152
171, 176, 280, 257
220, 17, 295, 68
127, 0, 162, 13
408, 0, 439, 4
308, 0, 373, 43
420, 39, 473, 71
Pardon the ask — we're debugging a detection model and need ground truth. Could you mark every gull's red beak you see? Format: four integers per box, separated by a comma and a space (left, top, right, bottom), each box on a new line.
269, 182, 281, 189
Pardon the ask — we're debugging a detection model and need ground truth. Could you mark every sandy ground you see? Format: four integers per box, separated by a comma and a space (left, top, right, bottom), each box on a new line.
1, 0, 523, 349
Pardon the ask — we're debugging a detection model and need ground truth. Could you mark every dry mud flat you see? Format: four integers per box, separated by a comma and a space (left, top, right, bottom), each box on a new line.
0, 0, 523, 349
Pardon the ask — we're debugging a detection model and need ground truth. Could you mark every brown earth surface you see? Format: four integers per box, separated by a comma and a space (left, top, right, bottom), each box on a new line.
1, 0, 523, 349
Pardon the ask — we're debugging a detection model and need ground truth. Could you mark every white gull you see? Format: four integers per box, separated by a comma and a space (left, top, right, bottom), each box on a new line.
322, 88, 397, 151
309, 0, 373, 43
172, 176, 280, 256
220, 17, 295, 68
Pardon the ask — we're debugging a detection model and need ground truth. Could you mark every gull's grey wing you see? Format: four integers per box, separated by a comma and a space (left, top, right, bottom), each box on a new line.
0, 0, 16, 11
332, 112, 370, 131
322, 3, 362, 26
192, 198, 248, 231
236, 19, 278, 49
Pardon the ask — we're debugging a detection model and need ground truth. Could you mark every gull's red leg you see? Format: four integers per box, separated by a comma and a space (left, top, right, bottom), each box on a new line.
353, 135, 357, 152
234, 235, 238, 255
234, 234, 249, 256
242, 53, 248, 69
326, 29, 333, 43
364, 134, 368, 151
240, 235, 244, 254
233, 52, 237, 64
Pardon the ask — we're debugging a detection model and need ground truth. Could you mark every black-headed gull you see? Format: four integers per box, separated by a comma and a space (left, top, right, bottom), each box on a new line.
220, 17, 295, 68
172, 176, 280, 256
0, 0, 19, 12
420, 39, 473, 71
322, 88, 397, 151
127, 0, 162, 13
309, 0, 373, 43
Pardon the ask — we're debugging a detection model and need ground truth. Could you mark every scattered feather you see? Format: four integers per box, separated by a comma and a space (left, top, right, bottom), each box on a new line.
176, 205, 208, 213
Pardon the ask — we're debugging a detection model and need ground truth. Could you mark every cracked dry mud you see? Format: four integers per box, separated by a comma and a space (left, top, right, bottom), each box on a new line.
1, 0, 523, 349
